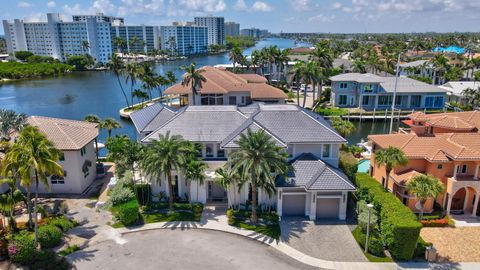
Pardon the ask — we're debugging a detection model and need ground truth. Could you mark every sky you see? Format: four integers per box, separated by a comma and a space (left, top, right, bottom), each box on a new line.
1, 0, 480, 34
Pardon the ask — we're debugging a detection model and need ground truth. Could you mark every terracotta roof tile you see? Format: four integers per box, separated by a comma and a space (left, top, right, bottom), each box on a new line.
408, 111, 480, 131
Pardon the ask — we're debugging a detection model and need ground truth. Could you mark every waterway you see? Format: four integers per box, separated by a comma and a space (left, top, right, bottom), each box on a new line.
0, 38, 397, 149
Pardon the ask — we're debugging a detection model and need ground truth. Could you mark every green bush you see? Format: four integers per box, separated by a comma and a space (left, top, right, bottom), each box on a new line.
339, 151, 358, 180
109, 184, 135, 206
355, 173, 422, 260
111, 199, 140, 226
38, 224, 63, 248
414, 236, 432, 258
14, 51, 33, 61
352, 226, 385, 257
48, 216, 75, 232
135, 184, 152, 206
8, 231, 36, 265
0, 62, 72, 79
31, 250, 70, 270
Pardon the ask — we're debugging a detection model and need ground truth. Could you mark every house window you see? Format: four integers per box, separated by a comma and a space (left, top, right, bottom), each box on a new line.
362, 96, 370, 106
201, 94, 223, 105
339, 82, 348, 89
378, 95, 392, 106
205, 144, 214, 158
457, 164, 468, 174
80, 147, 86, 156
229, 96, 237, 105
363, 84, 374, 93
437, 164, 443, 170
410, 95, 421, 107
59, 153, 65, 161
338, 95, 347, 106
425, 96, 444, 108
322, 144, 330, 158
217, 147, 225, 158
51, 171, 66, 184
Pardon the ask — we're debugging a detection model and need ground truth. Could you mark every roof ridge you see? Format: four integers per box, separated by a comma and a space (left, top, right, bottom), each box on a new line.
54, 122, 81, 149
400, 134, 416, 149
141, 106, 188, 142
299, 108, 346, 142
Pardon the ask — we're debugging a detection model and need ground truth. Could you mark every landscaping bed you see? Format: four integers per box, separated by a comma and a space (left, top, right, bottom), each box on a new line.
142, 202, 203, 223
227, 209, 280, 240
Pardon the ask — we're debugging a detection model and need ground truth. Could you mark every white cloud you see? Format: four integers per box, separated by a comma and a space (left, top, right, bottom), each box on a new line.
308, 14, 335, 22
251, 1, 272, 12
92, 0, 117, 13
234, 0, 248, 11
332, 2, 342, 9
18, 1, 32, 8
291, 0, 309, 11
47, 1, 56, 8
177, 0, 226, 13
24, 13, 45, 22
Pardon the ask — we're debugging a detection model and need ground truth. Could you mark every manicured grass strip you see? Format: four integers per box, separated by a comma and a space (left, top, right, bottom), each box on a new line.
227, 209, 281, 240
364, 252, 393, 262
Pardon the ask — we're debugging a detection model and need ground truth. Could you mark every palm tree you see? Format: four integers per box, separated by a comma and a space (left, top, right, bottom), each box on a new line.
228, 129, 289, 223
101, 118, 121, 137
374, 146, 408, 190
107, 53, 130, 108
0, 177, 24, 232
331, 117, 355, 138
407, 174, 445, 220
132, 89, 149, 105
125, 63, 141, 107
0, 109, 27, 141
251, 49, 262, 74
5, 126, 63, 247
352, 59, 367, 73
181, 63, 206, 105
81, 40, 90, 55
140, 132, 196, 210
229, 46, 243, 73
166, 71, 177, 86
277, 49, 291, 86
185, 159, 207, 203
128, 36, 140, 54
113, 37, 126, 53
310, 42, 333, 70
289, 61, 307, 106
429, 53, 450, 85
215, 166, 239, 209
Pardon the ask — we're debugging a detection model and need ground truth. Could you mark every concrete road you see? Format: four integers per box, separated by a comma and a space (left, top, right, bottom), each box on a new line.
69, 229, 321, 270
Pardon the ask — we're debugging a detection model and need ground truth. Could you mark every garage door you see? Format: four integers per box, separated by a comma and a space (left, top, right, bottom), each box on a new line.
282, 194, 306, 216
316, 198, 340, 219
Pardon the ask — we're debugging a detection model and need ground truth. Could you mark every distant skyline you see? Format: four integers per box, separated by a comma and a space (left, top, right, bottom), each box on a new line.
1, 0, 479, 35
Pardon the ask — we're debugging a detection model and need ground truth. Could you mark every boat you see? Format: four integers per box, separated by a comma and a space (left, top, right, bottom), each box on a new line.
356, 139, 372, 159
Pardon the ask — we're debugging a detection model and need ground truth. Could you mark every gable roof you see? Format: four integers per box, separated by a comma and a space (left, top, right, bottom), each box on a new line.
408, 111, 480, 131
368, 133, 480, 162
130, 103, 178, 133
277, 153, 355, 191
27, 116, 98, 150
163, 66, 287, 100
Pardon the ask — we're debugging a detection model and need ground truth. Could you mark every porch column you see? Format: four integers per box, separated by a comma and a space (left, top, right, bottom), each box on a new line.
359, 94, 363, 109
474, 164, 479, 180
309, 193, 316, 220
407, 95, 412, 108
446, 193, 453, 216
453, 164, 459, 180
374, 96, 378, 108
277, 190, 283, 217
472, 192, 480, 217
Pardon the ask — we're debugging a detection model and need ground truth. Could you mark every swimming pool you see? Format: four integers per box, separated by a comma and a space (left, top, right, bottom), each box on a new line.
357, 159, 371, 173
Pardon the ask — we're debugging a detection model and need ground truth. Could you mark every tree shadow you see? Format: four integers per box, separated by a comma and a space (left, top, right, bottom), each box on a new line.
279, 217, 310, 243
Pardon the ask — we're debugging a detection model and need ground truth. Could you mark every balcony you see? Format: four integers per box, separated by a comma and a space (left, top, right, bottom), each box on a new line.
447, 175, 480, 194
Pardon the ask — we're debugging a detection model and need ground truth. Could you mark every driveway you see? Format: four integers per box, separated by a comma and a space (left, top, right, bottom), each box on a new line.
280, 217, 367, 262
68, 229, 321, 270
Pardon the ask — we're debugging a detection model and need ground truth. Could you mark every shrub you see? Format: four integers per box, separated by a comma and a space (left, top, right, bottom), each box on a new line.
352, 225, 385, 257
8, 232, 35, 265
48, 216, 75, 232
414, 236, 432, 258
111, 199, 140, 226
135, 184, 152, 206
420, 217, 451, 227
357, 200, 379, 231
109, 185, 135, 206
31, 250, 70, 270
339, 151, 358, 180
38, 224, 63, 248
355, 173, 422, 260
14, 51, 34, 61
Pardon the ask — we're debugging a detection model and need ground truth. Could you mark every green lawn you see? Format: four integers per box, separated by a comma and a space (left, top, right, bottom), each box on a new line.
227, 209, 281, 240
363, 252, 393, 262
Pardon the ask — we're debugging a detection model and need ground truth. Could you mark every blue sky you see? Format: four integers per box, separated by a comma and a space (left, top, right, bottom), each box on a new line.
1, 0, 479, 34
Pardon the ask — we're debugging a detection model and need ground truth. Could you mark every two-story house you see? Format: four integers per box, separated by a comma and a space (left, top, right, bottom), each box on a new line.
131, 104, 355, 220
330, 73, 448, 110
0, 116, 100, 194
163, 66, 287, 106
403, 111, 480, 135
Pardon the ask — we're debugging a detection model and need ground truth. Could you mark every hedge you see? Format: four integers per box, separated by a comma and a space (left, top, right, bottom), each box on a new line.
355, 173, 422, 260
352, 225, 385, 257
135, 184, 152, 206
111, 199, 140, 226
339, 151, 358, 180
38, 224, 63, 248
8, 232, 36, 265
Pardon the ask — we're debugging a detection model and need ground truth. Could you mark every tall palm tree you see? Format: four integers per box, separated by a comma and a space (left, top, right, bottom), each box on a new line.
101, 118, 121, 137
407, 174, 445, 221
125, 63, 141, 107
128, 36, 141, 54
215, 166, 239, 209
107, 53, 130, 108
181, 63, 206, 105
112, 37, 126, 53
185, 159, 207, 203
0, 177, 24, 232
289, 61, 307, 106
81, 40, 90, 55
132, 89, 149, 105
331, 117, 355, 138
429, 53, 450, 85
251, 49, 262, 74
229, 46, 243, 73
5, 126, 63, 247
228, 129, 289, 223
277, 49, 291, 86
310, 42, 333, 70
166, 71, 177, 86
374, 146, 408, 190
0, 109, 27, 141
352, 59, 367, 73
140, 132, 196, 210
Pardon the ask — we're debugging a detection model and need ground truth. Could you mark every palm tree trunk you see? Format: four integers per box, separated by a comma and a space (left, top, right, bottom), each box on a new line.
116, 76, 130, 108
251, 182, 258, 223
26, 187, 32, 230
385, 169, 391, 190
167, 172, 174, 211
296, 77, 300, 106
108, 130, 112, 137
318, 81, 323, 103
312, 84, 316, 105
302, 84, 308, 108
196, 181, 199, 202
191, 86, 196, 105
34, 170, 39, 248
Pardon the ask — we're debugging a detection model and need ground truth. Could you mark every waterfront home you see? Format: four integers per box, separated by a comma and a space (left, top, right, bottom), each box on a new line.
403, 111, 480, 135
398, 60, 434, 82
329, 73, 448, 110
369, 132, 480, 216
163, 66, 287, 106
440, 81, 479, 105
1, 116, 99, 194
131, 103, 355, 220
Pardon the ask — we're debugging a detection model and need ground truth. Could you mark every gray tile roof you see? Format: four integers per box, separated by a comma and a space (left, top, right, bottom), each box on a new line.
221, 118, 287, 148
130, 103, 177, 133
278, 153, 355, 191
330, 73, 384, 83
398, 60, 430, 68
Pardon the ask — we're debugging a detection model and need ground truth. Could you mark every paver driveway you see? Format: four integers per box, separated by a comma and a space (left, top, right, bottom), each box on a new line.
280, 217, 367, 262
68, 229, 321, 270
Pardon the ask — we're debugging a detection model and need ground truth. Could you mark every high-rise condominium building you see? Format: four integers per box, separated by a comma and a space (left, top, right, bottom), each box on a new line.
193, 17, 225, 46
111, 25, 160, 54
160, 25, 208, 56
2, 13, 112, 63
224, 22, 240, 37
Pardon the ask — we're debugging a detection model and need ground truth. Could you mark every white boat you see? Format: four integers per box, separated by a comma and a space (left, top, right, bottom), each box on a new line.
356, 139, 372, 158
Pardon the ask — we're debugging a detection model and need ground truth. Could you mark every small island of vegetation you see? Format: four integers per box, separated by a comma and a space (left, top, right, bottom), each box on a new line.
0, 51, 73, 80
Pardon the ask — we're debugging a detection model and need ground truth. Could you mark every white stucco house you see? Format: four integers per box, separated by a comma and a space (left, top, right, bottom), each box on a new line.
0, 116, 99, 194
131, 103, 355, 220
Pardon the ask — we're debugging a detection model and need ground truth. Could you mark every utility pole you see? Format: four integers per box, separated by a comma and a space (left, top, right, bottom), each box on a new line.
389, 53, 401, 134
